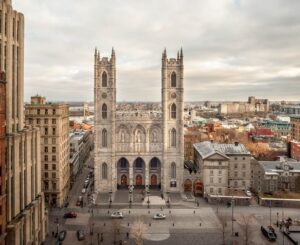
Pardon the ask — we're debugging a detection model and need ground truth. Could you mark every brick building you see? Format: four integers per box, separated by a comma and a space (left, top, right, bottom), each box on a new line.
291, 116, 300, 142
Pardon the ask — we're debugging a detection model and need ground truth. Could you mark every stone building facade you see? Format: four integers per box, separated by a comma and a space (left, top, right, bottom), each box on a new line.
193, 141, 251, 196
0, 72, 6, 244
0, 1, 47, 244
94, 48, 184, 193
25, 96, 70, 207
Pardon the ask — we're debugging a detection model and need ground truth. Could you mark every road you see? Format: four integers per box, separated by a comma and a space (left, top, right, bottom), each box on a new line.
45, 152, 299, 245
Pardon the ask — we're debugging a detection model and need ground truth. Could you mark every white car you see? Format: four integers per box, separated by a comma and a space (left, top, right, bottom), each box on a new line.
153, 213, 166, 220
81, 188, 87, 194
110, 211, 123, 219
245, 190, 252, 197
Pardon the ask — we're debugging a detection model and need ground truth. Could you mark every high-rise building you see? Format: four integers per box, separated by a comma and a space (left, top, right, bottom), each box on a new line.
94, 48, 184, 193
0, 72, 6, 244
25, 96, 70, 207
0, 1, 47, 244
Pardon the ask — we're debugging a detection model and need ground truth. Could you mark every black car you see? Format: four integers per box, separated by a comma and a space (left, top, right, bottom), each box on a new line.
77, 230, 85, 241
261, 226, 276, 241
58, 230, 67, 241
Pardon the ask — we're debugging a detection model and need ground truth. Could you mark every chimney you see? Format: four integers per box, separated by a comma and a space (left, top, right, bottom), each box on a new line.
210, 139, 214, 143
234, 141, 239, 146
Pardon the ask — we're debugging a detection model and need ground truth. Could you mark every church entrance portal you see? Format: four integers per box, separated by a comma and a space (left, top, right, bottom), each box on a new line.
184, 179, 192, 192
151, 174, 157, 186
121, 175, 128, 187
136, 175, 142, 186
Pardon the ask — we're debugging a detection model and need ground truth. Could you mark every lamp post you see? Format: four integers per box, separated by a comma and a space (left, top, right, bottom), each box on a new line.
231, 197, 235, 237
129, 189, 132, 208
166, 191, 170, 208
109, 191, 112, 208
147, 190, 150, 209
269, 200, 272, 226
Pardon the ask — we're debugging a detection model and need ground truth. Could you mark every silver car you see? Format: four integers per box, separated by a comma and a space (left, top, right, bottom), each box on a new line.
153, 213, 166, 220
111, 211, 123, 219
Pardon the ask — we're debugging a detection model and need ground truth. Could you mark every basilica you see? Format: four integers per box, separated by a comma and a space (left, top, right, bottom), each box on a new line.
94, 48, 184, 193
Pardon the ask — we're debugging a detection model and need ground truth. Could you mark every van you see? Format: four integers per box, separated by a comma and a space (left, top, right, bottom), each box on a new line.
261, 226, 276, 241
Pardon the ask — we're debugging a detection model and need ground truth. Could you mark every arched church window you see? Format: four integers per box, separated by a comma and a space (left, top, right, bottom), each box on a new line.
136, 130, 141, 143
135, 158, 143, 169
150, 158, 158, 169
171, 72, 176, 87
102, 71, 108, 87
102, 129, 107, 147
171, 104, 176, 119
152, 131, 157, 143
171, 162, 176, 179
102, 163, 107, 179
120, 158, 128, 169
120, 131, 125, 143
102, 104, 107, 119
171, 128, 176, 147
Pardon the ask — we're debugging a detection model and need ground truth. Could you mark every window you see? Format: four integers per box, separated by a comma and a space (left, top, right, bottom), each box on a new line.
44, 172, 48, 178
171, 72, 176, 87
44, 155, 48, 161
52, 119, 56, 124
52, 128, 56, 135
52, 138, 56, 144
242, 164, 245, 169
210, 188, 213, 193
45, 128, 48, 135
219, 161, 222, 166
218, 178, 222, 183
218, 170, 222, 175
53, 109, 56, 115
210, 177, 213, 183
102, 129, 107, 147
52, 172, 56, 179
234, 181, 238, 187
37, 119, 40, 124
52, 155, 56, 162
135, 158, 143, 169
234, 171, 238, 177
150, 158, 158, 169
44, 164, 48, 170
44, 138, 48, 144
210, 170, 214, 176
171, 162, 176, 179
52, 182, 56, 190
218, 188, 222, 194
44, 119, 48, 124
234, 164, 237, 169
37, 109, 40, 115
171, 128, 176, 147
52, 165, 56, 170
44, 147, 48, 153
234, 157, 238, 160
120, 158, 127, 169
102, 163, 107, 179
102, 104, 107, 119
242, 172, 246, 177
242, 181, 245, 186
102, 71, 108, 87
52, 147, 56, 153
45, 109, 48, 115
171, 104, 176, 119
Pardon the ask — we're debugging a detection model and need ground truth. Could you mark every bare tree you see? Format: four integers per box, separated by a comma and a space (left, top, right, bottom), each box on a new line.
130, 218, 148, 245
239, 214, 253, 245
217, 212, 229, 245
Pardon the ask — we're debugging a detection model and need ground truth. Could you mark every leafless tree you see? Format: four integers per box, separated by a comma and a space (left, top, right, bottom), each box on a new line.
239, 214, 254, 245
217, 212, 229, 245
130, 218, 148, 245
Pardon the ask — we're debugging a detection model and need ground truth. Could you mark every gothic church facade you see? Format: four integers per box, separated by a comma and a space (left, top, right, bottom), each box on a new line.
94, 48, 184, 193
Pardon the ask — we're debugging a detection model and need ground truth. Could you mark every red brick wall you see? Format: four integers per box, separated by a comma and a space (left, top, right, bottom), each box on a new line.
291, 141, 300, 161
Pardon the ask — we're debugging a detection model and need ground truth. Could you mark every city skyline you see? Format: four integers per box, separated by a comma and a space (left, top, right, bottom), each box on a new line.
14, 0, 300, 102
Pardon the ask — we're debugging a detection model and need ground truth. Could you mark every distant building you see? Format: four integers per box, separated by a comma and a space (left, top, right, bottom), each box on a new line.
193, 141, 251, 196
25, 96, 70, 207
219, 96, 269, 114
291, 116, 300, 142
262, 120, 290, 137
251, 157, 300, 193
290, 141, 300, 161
282, 104, 300, 116
249, 128, 275, 142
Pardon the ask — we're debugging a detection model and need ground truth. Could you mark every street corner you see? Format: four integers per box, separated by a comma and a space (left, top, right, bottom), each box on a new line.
65, 213, 90, 225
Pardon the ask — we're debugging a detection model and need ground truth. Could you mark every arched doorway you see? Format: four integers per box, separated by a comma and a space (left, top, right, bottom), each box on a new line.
121, 175, 128, 187
151, 175, 157, 186
117, 158, 129, 189
184, 179, 192, 192
136, 175, 142, 186
149, 157, 161, 189
193, 179, 203, 196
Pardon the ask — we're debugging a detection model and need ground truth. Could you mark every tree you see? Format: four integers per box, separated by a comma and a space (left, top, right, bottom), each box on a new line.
130, 218, 148, 245
239, 214, 253, 245
217, 212, 229, 245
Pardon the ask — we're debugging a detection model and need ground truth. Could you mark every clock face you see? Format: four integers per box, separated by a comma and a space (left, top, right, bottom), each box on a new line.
284, 165, 289, 171
171, 92, 176, 99
102, 93, 107, 99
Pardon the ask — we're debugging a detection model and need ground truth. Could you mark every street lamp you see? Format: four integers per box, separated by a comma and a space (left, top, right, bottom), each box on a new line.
231, 197, 235, 237
269, 200, 272, 226
147, 190, 150, 209
129, 189, 132, 208
166, 191, 170, 208
109, 191, 112, 208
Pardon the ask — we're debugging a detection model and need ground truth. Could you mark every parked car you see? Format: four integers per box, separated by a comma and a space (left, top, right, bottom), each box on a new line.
77, 230, 85, 241
81, 188, 87, 194
111, 211, 123, 219
64, 212, 77, 218
55, 241, 62, 245
58, 230, 67, 241
153, 213, 166, 220
261, 226, 276, 241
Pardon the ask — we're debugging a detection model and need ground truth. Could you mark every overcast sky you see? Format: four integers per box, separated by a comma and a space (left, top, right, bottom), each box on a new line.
14, 0, 300, 102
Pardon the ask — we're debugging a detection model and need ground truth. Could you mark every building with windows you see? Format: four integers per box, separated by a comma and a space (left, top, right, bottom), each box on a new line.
94, 48, 184, 193
291, 116, 300, 142
251, 157, 300, 193
262, 120, 290, 137
193, 141, 251, 196
25, 96, 70, 207
0, 72, 6, 244
1, 1, 47, 244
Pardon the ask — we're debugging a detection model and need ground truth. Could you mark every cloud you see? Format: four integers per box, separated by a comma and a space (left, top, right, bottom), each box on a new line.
13, 0, 300, 102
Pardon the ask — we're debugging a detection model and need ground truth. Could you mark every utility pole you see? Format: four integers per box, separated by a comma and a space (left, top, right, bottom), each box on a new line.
231, 197, 234, 237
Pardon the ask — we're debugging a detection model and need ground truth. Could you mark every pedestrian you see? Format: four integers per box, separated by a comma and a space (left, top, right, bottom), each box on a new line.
52, 231, 54, 237
279, 222, 282, 231
126, 232, 129, 239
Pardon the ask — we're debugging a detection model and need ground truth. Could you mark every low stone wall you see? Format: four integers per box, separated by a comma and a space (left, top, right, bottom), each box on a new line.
259, 197, 300, 208
208, 195, 251, 206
